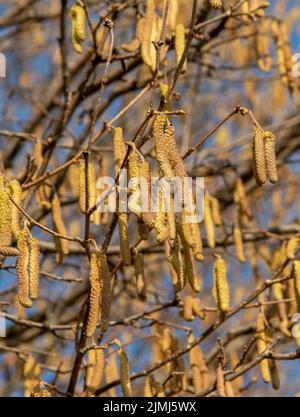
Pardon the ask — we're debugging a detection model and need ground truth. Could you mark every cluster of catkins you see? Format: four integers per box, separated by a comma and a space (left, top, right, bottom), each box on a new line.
0, 175, 40, 308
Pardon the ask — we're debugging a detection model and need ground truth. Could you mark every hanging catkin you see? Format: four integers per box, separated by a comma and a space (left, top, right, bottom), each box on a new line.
179, 224, 202, 293
204, 193, 215, 248
269, 358, 280, 390
292, 260, 300, 312
119, 213, 131, 266
28, 237, 40, 300
85, 348, 105, 394
255, 32, 272, 72
70, 3, 85, 53
286, 235, 300, 260
212, 256, 230, 313
121, 16, 144, 52
166, 0, 178, 31
0, 187, 12, 247
216, 365, 226, 397
0, 246, 19, 257
99, 253, 112, 336
183, 295, 195, 321
139, 159, 155, 229
52, 193, 69, 263
234, 177, 252, 221
78, 160, 97, 213
153, 114, 173, 180
210, 195, 222, 226
188, 335, 208, 394
165, 123, 186, 178
154, 184, 169, 242
168, 237, 185, 292
23, 355, 41, 397
118, 348, 132, 397
255, 312, 271, 383
252, 127, 266, 186
86, 252, 102, 338
128, 150, 142, 217
105, 354, 118, 397
233, 223, 245, 263
175, 24, 187, 72
7, 179, 22, 239
264, 131, 278, 184
16, 229, 32, 308
144, 375, 154, 397
134, 250, 147, 301
141, 0, 156, 72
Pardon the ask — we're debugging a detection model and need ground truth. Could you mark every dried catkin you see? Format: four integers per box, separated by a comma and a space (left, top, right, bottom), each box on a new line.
153, 114, 173, 180
292, 260, 300, 311
70, 4, 85, 53
52, 193, 69, 263
85, 349, 105, 394
255, 312, 271, 383
118, 348, 132, 397
216, 365, 226, 397
233, 223, 245, 263
23, 355, 40, 397
269, 358, 280, 390
210, 0, 222, 8
16, 229, 32, 308
86, 252, 102, 338
0, 188, 12, 247
28, 237, 39, 300
175, 24, 186, 72
204, 193, 215, 248
264, 131, 278, 184
252, 127, 266, 186
212, 256, 230, 313
141, 0, 156, 72
7, 179, 22, 239
134, 250, 146, 301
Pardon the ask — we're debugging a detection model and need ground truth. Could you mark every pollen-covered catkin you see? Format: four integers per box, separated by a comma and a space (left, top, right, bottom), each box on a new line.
118, 348, 132, 397
286, 235, 300, 260
85, 349, 105, 394
168, 238, 185, 292
212, 256, 230, 313
256, 312, 271, 383
139, 159, 155, 229
153, 114, 173, 180
292, 260, 300, 311
105, 355, 118, 397
0, 246, 19, 256
86, 252, 102, 338
28, 237, 40, 300
78, 160, 97, 213
204, 193, 215, 248
264, 131, 278, 184
252, 127, 266, 186
181, 234, 202, 293
134, 250, 146, 301
119, 213, 131, 266
70, 4, 85, 53
210, 0, 222, 8
99, 254, 112, 335
141, 0, 156, 72
113, 127, 126, 174
7, 179, 22, 238
16, 230, 32, 308
154, 185, 169, 242
188, 335, 208, 393
210, 195, 222, 226
233, 223, 245, 263
175, 24, 187, 72
128, 151, 142, 217
0, 188, 12, 246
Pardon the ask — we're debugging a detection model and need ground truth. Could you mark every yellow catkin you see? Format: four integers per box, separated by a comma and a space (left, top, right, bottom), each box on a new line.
225, 381, 235, 397
0, 188, 12, 247
165, 123, 186, 178
119, 213, 131, 266
7, 179, 22, 239
23, 355, 41, 397
188, 335, 208, 394
134, 250, 146, 301
234, 177, 252, 220
216, 365, 226, 397
212, 256, 230, 313
144, 375, 154, 397
113, 127, 126, 174
31, 384, 51, 397
141, 0, 156, 72
210, 195, 222, 226
85, 349, 105, 394
154, 185, 169, 242
99, 254, 112, 335
204, 193, 215, 248
139, 159, 155, 229
192, 297, 204, 319
269, 358, 280, 390
168, 238, 185, 292
256, 312, 271, 383
16, 230, 32, 308
105, 354, 118, 397
183, 295, 195, 321
118, 348, 132, 397
121, 16, 144, 52
70, 4, 85, 53
175, 23, 186, 72
0, 246, 19, 256
167, 196, 176, 241
210, 0, 223, 8
52, 193, 69, 262
86, 252, 102, 338
252, 127, 266, 186
166, 0, 178, 31
286, 235, 300, 260
255, 33, 272, 72
292, 260, 300, 311
128, 151, 142, 217
153, 114, 173, 180
233, 223, 245, 263
263, 131, 278, 184
28, 237, 40, 300
180, 229, 201, 293
78, 160, 96, 213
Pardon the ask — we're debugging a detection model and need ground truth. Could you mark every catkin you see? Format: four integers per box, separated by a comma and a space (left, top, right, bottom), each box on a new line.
216, 365, 226, 397
70, 4, 85, 54
165, 123, 186, 178
140, 159, 155, 229
212, 256, 230, 313
252, 127, 266, 186
105, 355, 118, 397
175, 24, 187, 72
154, 185, 169, 242
166, 0, 178, 31
134, 250, 146, 301
188, 335, 208, 394
118, 348, 132, 397
179, 224, 201, 293
28, 237, 40, 300
286, 235, 300, 260
128, 151, 142, 217
153, 114, 174, 180
183, 295, 195, 322
52, 193, 69, 263
269, 358, 280, 390
0, 188, 12, 247
292, 260, 300, 311
119, 213, 131, 266
141, 0, 156, 72
121, 16, 144, 52
113, 127, 126, 175
86, 252, 102, 338
264, 131, 278, 184
255, 312, 271, 383
7, 179, 22, 238
168, 238, 185, 292
204, 193, 215, 248
255, 33, 272, 72
233, 223, 245, 263
79, 160, 97, 213
0, 246, 19, 256
99, 253, 112, 335
23, 355, 41, 397
144, 375, 154, 397
210, 195, 222, 226
85, 349, 105, 394
16, 229, 32, 308
234, 177, 252, 221
210, 0, 222, 8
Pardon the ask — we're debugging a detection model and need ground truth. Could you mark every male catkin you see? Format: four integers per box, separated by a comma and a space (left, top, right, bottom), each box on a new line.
134, 250, 147, 301
292, 260, 300, 312
212, 256, 230, 313
256, 312, 271, 383
28, 237, 40, 300
210, 0, 223, 8
16, 230, 32, 308
264, 131, 278, 184
141, 0, 156, 72
70, 4, 85, 53
7, 179, 22, 238
118, 348, 132, 397
175, 24, 187, 72
85, 349, 105, 394
233, 223, 245, 263
99, 253, 112, 336
252, 127, 266, 186
86, 252, 102, 338
153, 114, 173, 180
0, 188, 12, 247
204, 193, 215, 248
